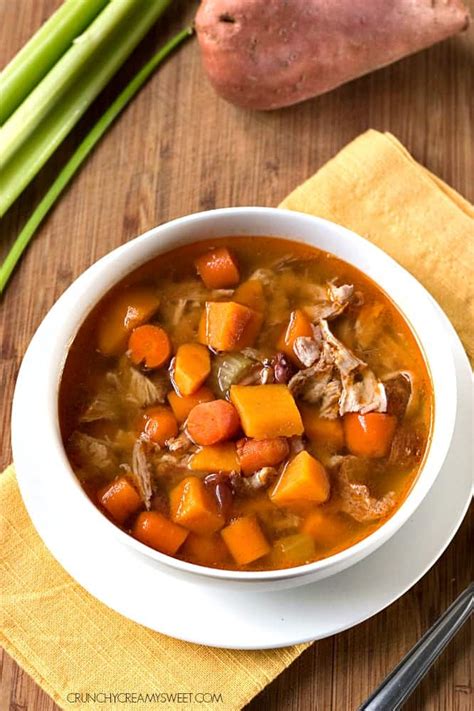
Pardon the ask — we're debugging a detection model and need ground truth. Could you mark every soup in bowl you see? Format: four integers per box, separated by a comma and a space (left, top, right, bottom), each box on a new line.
13, 208, 456, 589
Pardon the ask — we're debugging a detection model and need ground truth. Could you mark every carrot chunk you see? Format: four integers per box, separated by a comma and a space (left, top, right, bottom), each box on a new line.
230, 384, 303, 439
237, 437, 289, 475
172, 342, 211, 396
221, 515, 271, 565
300, 404, 345, 452
132, 511, 188, 555
277, 309, 314, 365
195, 247, 240, 289
170, 476, 224, 535
203, 301, 262, 351
270, 451, 330, 506
97, 287, 160, 356
143, 406, 178, 445
128, 324, 171, 369
302, 510, 349, 549
167, 386, 214, 423
98, 476, 142, 524
181, 532, 230, 567
343, 413, 397, 458
233, 279, 265, 312
190, 442, 240, 473
186, 400, 240, 445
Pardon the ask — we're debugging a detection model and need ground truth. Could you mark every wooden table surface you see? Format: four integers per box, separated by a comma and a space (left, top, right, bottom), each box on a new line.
1, 2, 473, 710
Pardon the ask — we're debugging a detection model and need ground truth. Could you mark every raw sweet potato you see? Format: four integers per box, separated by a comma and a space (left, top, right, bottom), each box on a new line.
196, 0, 470, 110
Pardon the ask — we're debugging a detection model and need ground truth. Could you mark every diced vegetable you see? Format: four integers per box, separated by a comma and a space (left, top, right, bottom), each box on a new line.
128, 324, 171, 369
221, 515, 271, 565
170, 476, 224, 534
237, 437, 289, 475
277, 309, 314, 365
271, 533, 315, 566
230, 384, 303, 439
143, 406, 178, 445
300, 404, 345, 452
195, 246, 240, 289
132, 511, 188, 555
270, 451, 330, 506
98, 476, 142, 524
190, 443, 240, 473
173, 343, 211, 396
233, 279, 265, 312
186, 400, 241, 445
97, 287, 160, 356
181, 532, 230, 567
343, 413, 397, 458
167, 386, 215, 423
209, 352, 254, 398
203, 301, 262, 351
302, 510, 349, 549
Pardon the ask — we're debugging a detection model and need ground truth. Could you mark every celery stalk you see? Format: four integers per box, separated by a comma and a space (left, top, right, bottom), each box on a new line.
0, 0, 109, 124
0, 0, 172, 216
0, 27, 192, 294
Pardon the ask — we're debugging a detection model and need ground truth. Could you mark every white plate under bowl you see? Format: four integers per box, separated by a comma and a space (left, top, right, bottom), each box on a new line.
14, 299, 472, 649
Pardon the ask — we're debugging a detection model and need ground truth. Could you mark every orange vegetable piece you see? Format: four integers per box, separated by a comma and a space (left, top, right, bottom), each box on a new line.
343, 413, 397, 458
181, 532, 230, 567
221, 515, 271, 565
203, 301, 262, 351
98, 476, 142, 524
233, 279, 265, 312
302, 510, 349, 549
237, 437, 289, 476
195, 246, 240, 289
277, 309, 314, 365
132, 511, 188, 555
128, 324, 171, 369
230, 384, 303, 439
173, 343, 211, 396
167, 386, 214, 423
198, 310, 207, 344
186, 399, 241, 445
190, 442, 240, 473
97, 287, 160, 356
170, 476, 224, 535
300, 404, 345, 452
143, 406, 178, 445
270, 451, 330, 506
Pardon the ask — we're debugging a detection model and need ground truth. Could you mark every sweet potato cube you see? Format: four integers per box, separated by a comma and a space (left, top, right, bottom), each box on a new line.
181, 532, 230, 567
302, 510, 349, 549
300, 404, 345, 452
204, 301, 262, 351
167, 386, 214, 423
277, 309, 314, 365
98, 476, 142, 524
132, 511, 188, 555
170, 476, 224, 535
230, 384, 303, 439
221, 515, 271, 565
233, 279, 265, 312
195, 247, 240, 289
97, 287, 160, 356
190, 443, 240, 473
173, 343, 211, 396
270, 451, 330, 506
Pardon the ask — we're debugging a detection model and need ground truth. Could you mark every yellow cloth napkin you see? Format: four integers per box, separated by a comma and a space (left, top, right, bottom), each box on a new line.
1, 130, 473, 711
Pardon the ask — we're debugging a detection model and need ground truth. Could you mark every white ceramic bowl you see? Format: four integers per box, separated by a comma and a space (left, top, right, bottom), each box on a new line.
12, 208, 457, 591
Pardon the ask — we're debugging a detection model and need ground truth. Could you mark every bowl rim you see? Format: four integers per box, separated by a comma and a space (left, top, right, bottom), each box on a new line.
12, 207, 458, 583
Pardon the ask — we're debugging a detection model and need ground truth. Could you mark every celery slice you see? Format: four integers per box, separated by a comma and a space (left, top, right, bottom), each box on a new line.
0, 0, 172, 216
0, 27, 192, 293
0, 0, 109, 124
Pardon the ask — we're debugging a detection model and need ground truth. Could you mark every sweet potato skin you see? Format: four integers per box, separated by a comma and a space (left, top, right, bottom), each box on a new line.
196, 0, 470, 110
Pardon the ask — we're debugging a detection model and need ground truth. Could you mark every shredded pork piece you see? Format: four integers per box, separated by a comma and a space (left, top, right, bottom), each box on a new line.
319, 379, 342, 418
334, 457, 395, 523
131, 439, 153, 510
68, 432, 117, 475
339, 368, 387, 415
231, 467, 278, 494
304, 282, 354, 321
319, 319, 366, 375
293, 336, 321, 367
167, 431, 193, 453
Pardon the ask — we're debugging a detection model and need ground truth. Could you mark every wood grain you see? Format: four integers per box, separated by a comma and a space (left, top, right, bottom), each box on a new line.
1, 1, 472, 709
